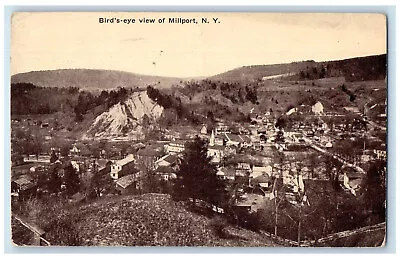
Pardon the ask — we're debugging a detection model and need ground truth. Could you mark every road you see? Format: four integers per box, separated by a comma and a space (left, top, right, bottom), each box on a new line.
303, 136, 366, 174
363, 99, 386, 131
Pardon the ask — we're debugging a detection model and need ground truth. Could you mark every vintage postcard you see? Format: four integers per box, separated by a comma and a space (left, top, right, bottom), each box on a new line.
10, 12, 387, 247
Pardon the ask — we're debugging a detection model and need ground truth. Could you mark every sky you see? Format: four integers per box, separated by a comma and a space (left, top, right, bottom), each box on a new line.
10, 12, 387, 78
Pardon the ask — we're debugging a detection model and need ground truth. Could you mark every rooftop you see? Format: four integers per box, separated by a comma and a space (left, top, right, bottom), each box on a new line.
137, 147, 162, 157
164, 154, 179, 164
218, 167, 236, 177
114, 154, 135, 166
156, 166, 175, 174
225, 133, 243, 143
208, 145, 225, 151
116, 174, 139, 189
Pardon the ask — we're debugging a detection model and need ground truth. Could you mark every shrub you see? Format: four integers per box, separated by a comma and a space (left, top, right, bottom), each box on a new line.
210, 216, 228, 238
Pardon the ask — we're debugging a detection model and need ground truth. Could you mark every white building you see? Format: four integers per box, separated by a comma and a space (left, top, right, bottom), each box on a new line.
207, 145, 225, 164
164, 140, 186, 154
110, 154, 135, 180
312, 101, 324, 115
250, 166, 273, 178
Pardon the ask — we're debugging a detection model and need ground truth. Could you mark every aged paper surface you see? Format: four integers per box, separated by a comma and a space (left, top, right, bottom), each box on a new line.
10, 12, 387, 247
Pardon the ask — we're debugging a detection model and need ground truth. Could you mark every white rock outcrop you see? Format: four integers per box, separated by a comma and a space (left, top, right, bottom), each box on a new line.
86, 91, 163, 139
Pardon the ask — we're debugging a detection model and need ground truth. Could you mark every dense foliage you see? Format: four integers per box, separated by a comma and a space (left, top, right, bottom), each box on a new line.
294, 54, 387, 82
11, 83, 133, 120
173, 137, 228, 208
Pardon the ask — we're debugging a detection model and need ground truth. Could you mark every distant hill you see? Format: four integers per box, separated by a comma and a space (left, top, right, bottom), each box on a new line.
210, 54, 387, 83
11, 69, 185, 90
209, 61, 317, 83
44, 193, 281, 246
11, 54, 386, 91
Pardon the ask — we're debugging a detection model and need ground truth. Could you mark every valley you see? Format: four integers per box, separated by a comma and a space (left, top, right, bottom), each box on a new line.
10, 54, 387, 247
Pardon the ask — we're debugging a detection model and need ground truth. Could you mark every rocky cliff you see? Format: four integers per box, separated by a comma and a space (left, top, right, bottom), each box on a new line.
85, 91, 163, 139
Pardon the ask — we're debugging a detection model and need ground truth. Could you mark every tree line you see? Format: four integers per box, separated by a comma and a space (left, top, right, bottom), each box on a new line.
11, 83, 135, 122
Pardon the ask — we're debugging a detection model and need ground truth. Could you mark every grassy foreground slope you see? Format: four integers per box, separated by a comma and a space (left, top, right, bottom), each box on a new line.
47, 193, 280, 247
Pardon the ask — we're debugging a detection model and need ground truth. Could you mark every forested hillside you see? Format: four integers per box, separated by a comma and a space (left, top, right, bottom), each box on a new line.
211, 54, 386, 83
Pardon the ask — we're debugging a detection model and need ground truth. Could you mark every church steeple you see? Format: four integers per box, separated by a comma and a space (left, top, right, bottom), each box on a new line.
209, 129, 215, 146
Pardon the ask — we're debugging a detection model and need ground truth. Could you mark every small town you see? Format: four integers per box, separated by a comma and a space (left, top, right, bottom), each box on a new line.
9, 12, 387, 248
11, 85, 387, 246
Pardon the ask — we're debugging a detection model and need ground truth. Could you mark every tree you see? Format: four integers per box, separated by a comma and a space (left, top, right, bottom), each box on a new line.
88, 161, 113, 198
16, 130, 43, 159
136, 153, 158, 194
275, 130, 285, 144
361, 159, 386, 223
50, 150, 58, 163
64, 163, 81, 196
158, 108, 178, 127
206, 111, 216, 133
271, 151, 287, 236
61, 144, 71, 157
300, 71, 306, 79
74, 93, 86, 122
275, 116, 287, 130
47, 165, 63, 194
173, 137, 228, 208
324, 156, 341, 191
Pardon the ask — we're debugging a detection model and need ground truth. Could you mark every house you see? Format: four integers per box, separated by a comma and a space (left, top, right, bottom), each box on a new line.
373, 149, 387, 160
110, 154, 136, 180
215, 122, 230, 135
251, 166, 273, 178
237, 162, 251, 171
69, 145, 80, 156
234, 193, 268, 213
11, 175, 36, 199
238, 126, 251, 135
115, 173, 142, 195
155, 154, 180, 169
361, 150, 373, 162
136, 146, 163, 170
235, 162, 251, 176
209, 130, 224, 146
214, 136, 224, 146
238, 135, 252, 148
223, 133, 242, 147
164, 140, 186, 154
96, 159, 110, 172
250, 174, 272, 190
70, 161, 81, 173
207, 145, 225, 164
290, 133, 303, 143
50, 147, 61, 156
155, 166, 177, 181
339, 170, 364, 195
286, 108, 297, 116
200, 125, 208, 135
378, 113, 387, 118
312, 101, 324, 115
250, 127, 258, 136
40, 122, 49, 128
217, 167, 236, 181
251, 139, 262, 150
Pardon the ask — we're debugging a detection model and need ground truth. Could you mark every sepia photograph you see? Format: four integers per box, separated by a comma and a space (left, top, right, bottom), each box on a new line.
9, 12, 387, 247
